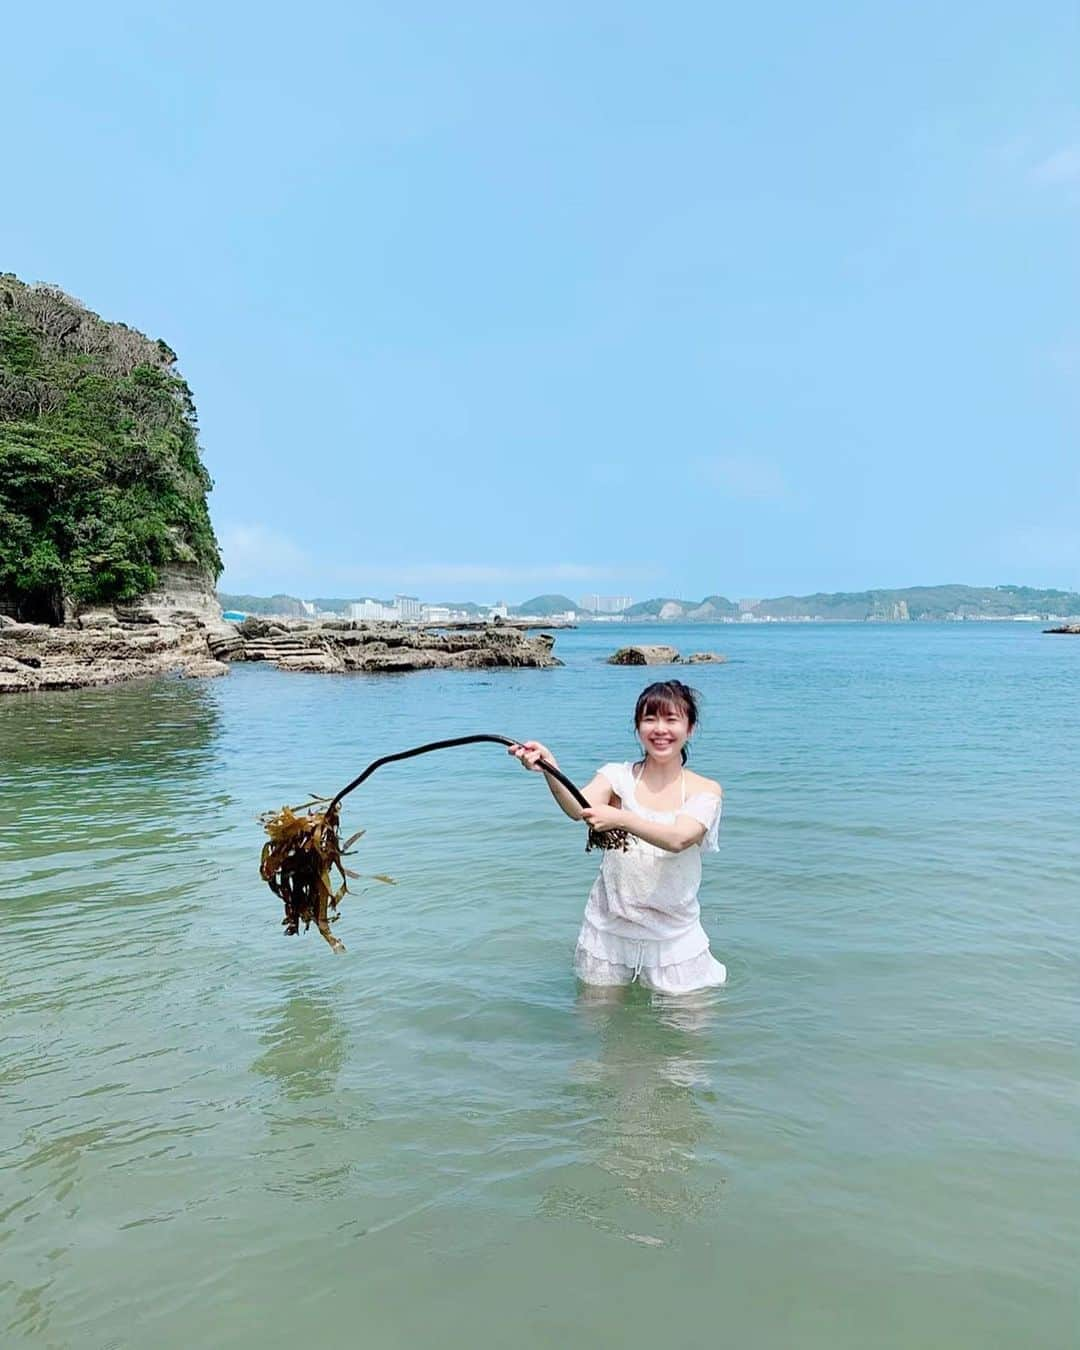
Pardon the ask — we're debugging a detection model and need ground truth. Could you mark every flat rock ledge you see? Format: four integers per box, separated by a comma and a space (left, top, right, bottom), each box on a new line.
0, 611, 232, 693
1044, 624, 1080, 634
608, 645, 727, 666
217, 619, 562, 673
0, 613, 562, 692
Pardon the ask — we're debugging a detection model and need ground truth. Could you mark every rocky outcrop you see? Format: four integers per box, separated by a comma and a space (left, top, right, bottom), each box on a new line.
608, 645, 681, 665
0, 616, 229, 692
0, 614, 562, 693
224, 621, 561, 673
607, 646, 727, 666
1044, 624, 1080, 634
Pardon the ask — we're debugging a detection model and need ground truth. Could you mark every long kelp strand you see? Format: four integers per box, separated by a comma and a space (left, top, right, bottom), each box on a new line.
260, 734, 629, 951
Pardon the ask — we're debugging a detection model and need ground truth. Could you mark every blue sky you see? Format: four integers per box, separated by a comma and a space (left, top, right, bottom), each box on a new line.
4, 2, 1078, 601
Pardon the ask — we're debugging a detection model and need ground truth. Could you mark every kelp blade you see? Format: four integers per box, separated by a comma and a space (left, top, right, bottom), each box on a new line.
259, 802, 348, 952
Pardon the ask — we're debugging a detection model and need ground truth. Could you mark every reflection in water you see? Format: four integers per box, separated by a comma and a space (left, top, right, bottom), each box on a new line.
0, 679, 228, 951
252, 987, 348, 1102
540, 986, 727, 1242
0, 677, 222, 773
252, 982, 370, 1203
0, 679, 226, 908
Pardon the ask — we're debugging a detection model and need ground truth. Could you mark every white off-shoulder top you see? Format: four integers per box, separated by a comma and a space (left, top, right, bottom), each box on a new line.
577, 761, 722, 962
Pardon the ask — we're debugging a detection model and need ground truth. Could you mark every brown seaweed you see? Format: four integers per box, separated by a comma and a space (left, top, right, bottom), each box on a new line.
259, 734, 628, 952
259, 799, 350, 952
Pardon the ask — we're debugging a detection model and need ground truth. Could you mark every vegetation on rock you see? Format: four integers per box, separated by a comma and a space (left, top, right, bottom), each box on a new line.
509, 594, 579, 616
749, 584, 1080, 620
0, 275, 220, 623
218, 592, 312, 618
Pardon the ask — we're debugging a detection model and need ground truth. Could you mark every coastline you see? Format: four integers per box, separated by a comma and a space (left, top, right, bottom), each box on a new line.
2, 599, 1073, 696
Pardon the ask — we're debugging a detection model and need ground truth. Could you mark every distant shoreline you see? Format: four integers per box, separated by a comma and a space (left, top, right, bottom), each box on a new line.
219, 584, 1080, 627
220, 609, 1072, 628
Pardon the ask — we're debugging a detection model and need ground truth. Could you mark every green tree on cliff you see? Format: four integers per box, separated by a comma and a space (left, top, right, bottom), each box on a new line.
0, 276, 221, 622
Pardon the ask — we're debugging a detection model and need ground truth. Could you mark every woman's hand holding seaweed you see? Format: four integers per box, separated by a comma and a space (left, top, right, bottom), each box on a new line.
508, 740, 557, 772
581, 803, 626, 835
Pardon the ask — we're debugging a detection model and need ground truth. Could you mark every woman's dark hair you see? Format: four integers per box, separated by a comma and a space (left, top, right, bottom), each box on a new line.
634, 680, 701, 763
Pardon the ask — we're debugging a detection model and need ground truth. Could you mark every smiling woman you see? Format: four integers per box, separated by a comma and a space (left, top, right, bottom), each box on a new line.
511, 680, 728, 994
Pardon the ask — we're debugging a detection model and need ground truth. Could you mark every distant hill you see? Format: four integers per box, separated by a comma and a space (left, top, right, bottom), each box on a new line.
512, 593, 579, 616
312, 596, 367, 613
219, 593, 415, 616
623, 597, 682, 618
623, 595, 738, 620
618, 585, 1080, 621
692, 594, 740, 618
751, 590, 912, 621
218, 591, 309, 617
749, 585, 1080, 621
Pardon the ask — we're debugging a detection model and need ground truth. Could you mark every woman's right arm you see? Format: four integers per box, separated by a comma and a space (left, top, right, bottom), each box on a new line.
507, 741, 613, 820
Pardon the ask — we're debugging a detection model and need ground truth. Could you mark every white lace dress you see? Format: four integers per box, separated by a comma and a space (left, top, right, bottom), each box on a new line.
573, 761, 727, 994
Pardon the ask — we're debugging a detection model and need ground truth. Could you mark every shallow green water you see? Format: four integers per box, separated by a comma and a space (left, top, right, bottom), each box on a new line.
2, 623, 1077, 1348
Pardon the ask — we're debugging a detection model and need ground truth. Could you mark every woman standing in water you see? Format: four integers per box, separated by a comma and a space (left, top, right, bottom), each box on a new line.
510, 680, 727, 993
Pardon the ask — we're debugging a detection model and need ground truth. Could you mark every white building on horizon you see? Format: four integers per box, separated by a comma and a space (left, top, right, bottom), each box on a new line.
349, 598, 396, 621
579, 594, 633, 614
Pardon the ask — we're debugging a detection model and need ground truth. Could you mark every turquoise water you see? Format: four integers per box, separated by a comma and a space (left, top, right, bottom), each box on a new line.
2, 623, 1077, 1348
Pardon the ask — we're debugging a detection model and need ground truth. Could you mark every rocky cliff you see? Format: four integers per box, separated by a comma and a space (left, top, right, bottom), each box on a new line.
0, 276, 221, 624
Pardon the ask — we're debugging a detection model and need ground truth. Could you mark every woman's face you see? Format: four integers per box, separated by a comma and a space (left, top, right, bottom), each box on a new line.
637, 702, 691, 763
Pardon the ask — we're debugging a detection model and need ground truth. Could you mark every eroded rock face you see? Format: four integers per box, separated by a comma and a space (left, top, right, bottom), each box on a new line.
137, 564, 222, 626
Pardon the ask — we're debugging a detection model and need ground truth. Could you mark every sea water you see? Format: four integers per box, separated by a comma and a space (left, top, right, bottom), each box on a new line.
1, 623, 1077, 1348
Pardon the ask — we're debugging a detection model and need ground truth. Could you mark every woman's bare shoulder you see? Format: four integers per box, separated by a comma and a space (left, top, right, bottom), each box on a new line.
686, 769, 722, 796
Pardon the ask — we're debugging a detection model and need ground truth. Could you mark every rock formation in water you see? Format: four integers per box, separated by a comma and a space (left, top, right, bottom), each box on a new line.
0, 610, 229, 692
0, 616, 561, 692
607, 645, 727, 666
608, 645, 682, 665
213, 618, 561, 673
0, 275, 221, 625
